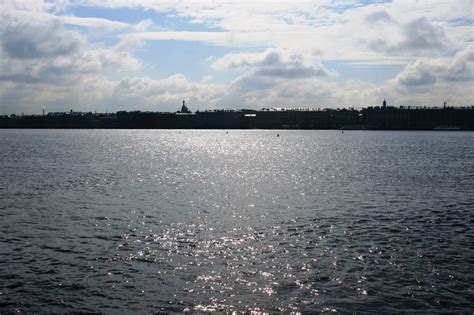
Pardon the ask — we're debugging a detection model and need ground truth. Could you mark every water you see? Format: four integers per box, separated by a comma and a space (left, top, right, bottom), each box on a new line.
0, 129, 473, 313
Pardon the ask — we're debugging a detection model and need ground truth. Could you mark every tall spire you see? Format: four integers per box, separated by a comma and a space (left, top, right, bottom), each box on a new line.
180, 100, 190, 113
383, 98, 387, 108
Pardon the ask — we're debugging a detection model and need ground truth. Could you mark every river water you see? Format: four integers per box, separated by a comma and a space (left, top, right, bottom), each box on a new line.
0, 129, 473, 313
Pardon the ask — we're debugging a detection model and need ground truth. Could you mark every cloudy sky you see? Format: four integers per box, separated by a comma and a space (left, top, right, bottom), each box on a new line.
0, 0, 473, 114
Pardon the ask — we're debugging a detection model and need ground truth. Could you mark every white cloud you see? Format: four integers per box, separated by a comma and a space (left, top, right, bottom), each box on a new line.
1, 12, 84, 59
200, 75, 213, 83
364, 10, 394, 23
213, 48, 330, 78
59, 15, 130, 30
0, 76, 116, 114
0, 2, 142, 113
0, 1, 131, 32
109, 74, 225, 111
78, 0, 473, 61
115, 36, 144, 52
0, 0, 55, 12
132, 19, 154, 31
394, 45, 474, 86
124, 31, 229, 45
368, 17, 450, 55
1, 0, 473, 114
207, 48, 334, 108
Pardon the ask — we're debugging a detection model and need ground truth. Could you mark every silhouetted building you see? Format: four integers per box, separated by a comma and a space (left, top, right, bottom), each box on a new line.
179, 100, 191, 114
362, 106, 474, 130
195, 110, 247, 129
255, 109, 330, 129
1, 102, 473, 130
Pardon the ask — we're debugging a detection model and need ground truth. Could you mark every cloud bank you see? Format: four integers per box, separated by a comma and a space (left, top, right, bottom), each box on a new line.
0, 0, 472, 114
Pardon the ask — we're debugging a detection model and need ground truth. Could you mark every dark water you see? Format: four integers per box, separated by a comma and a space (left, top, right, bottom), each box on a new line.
0, 129, 473, 313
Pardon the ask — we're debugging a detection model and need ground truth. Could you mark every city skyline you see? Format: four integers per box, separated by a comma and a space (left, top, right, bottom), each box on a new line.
0, 0, 473, 114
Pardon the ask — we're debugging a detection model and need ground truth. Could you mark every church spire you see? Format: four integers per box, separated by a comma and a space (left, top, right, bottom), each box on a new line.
180, 100, 191, 113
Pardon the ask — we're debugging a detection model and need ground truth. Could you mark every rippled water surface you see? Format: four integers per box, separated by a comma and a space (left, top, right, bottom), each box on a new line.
1, 129, 473, 313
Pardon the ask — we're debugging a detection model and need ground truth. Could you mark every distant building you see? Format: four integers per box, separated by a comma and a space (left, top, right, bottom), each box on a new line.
179, 100, 191, 113
1, 100, 473, 130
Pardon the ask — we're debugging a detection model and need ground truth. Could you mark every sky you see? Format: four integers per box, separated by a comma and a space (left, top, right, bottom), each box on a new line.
0, 0, 473, 114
